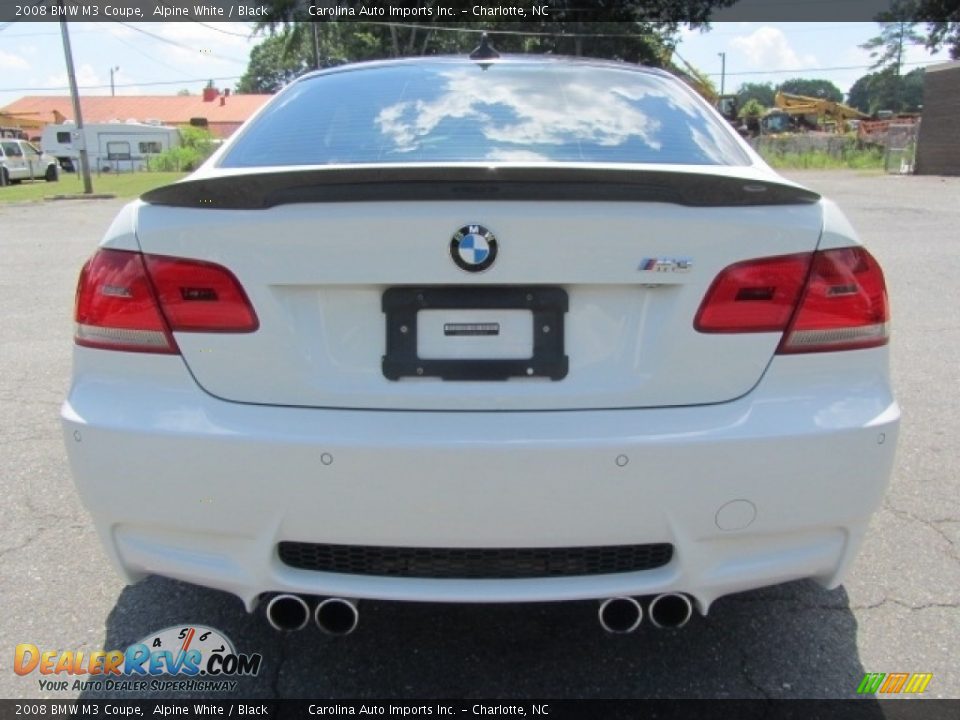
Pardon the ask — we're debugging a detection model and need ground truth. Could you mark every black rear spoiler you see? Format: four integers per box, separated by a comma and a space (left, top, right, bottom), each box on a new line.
141, 166, 820, 210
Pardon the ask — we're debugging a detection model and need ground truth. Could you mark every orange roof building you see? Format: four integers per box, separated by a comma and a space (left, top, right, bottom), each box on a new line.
0, 87, 271, 138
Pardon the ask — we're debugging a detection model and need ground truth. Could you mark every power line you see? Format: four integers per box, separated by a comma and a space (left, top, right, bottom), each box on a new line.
705, 58, 939, 77
103, 24, 200, 77
1, 58, 939, 94
0, 28, 104, 37
116, 22, 247, 64
0, 76, 242, 93
194, 21, 254, 38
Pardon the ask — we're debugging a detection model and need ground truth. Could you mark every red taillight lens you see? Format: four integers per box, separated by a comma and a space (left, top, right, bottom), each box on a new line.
778, 247, 889, 353
74, 249, 258, 353
144, 255, 259, 333
694, 247, 890, 353
75, 249, 177, 353
694, 253, 812, 333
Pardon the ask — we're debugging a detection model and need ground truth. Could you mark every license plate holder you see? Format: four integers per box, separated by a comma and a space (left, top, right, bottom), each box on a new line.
382, 286, 568, 381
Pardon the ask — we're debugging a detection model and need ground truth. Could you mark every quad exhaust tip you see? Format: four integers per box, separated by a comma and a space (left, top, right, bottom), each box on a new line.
315, 598, 359, 636
598, 596, 643, 634
648, 593, 693, 629
265, 594, 311, 632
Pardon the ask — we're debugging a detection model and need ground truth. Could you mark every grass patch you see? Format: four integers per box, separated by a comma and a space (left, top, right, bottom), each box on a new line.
0, 171, 187, 204
760, 147, 885, 171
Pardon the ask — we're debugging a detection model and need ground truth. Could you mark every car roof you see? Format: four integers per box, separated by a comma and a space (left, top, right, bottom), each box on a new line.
293, 54, 675, 85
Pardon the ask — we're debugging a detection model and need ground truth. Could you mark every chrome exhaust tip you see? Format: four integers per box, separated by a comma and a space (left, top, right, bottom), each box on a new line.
314, 598, 359, 636
598, 596, 643, 634
265, 594, 311, 632
648, 593, 693, 629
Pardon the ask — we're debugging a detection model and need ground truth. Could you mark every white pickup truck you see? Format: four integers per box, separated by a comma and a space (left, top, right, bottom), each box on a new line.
0, 138, 59, 184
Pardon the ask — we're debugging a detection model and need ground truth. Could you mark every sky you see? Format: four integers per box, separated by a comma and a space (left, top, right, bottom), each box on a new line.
0, 20, 952, 111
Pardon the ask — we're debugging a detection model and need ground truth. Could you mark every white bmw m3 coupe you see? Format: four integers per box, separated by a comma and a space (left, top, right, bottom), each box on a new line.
62, 53, 898, 635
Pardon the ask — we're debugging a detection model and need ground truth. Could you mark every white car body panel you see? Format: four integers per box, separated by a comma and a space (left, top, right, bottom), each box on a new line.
62, 346, 898, 613
133, 196, 823, 410
61, 57, 899, 618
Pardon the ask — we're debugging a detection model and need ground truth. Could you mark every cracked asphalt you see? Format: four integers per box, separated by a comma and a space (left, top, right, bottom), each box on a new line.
1, 170, 958, 699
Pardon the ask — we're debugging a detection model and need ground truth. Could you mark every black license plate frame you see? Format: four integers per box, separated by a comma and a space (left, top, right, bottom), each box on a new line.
382, 286, 569, 381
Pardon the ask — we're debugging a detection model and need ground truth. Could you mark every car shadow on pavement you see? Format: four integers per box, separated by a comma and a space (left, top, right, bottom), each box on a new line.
78, 575, 880, 700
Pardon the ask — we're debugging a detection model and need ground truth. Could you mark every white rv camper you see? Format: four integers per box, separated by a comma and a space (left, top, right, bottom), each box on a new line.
41, 121, 180, 173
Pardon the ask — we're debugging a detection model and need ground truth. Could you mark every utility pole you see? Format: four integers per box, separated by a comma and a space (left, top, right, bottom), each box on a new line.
718, 52, 726, 96
110, 66, 119, 97
60, 15, 93, 194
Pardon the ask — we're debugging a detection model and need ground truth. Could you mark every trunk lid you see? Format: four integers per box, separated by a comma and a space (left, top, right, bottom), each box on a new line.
135, 166, 823, 411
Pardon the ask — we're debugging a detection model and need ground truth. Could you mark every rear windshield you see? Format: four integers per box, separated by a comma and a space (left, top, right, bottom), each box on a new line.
221, 61, 750, 168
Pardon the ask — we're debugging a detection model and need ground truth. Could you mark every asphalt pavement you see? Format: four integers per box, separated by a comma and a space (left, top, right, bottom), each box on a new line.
1, 170, 958, 699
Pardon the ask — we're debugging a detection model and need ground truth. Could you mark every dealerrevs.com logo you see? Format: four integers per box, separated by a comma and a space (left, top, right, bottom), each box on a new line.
14, 625, 262, 693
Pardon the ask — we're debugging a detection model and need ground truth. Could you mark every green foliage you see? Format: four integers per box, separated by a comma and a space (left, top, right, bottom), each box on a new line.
237, 30, 312, 93
735, 82, 775, 109
777, 78, 844, 101
861, 3, 924, 73
759, 143, 885, 170
239, 2, 740, 93
919, 17, 960, 59
846, 73, 876, 113
147, 127, 216, 173
860, 2, 926, 112
847, 67, 925, 114
179, 126, 216, 153
738, 98, 767, 118
0, 172, 188, 203
872, 2, 960, 61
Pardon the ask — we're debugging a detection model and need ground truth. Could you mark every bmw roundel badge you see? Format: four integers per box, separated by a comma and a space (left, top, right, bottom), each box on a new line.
450, 224, 498, 273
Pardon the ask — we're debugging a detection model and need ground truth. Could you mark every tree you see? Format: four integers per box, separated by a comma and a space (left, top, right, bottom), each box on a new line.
241, 1, 740, 92
777, 78, 844, 101
847, 67, 925, 114
902, 0, 960, 60
860, 2, 925, 111
900, 67, 926, 110
237, 30, 312, 93
735, 82, 775, 108
847, 72, 878, 113
738, 98, 767, 118
861, 8, 924, 74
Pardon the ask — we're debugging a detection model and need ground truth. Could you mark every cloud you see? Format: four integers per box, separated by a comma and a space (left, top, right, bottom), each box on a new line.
102, 21, 253, 67
0, 50, 30, 70
730, 26, 819, 71
375, 69, 667, 155
44, 64, 108, 95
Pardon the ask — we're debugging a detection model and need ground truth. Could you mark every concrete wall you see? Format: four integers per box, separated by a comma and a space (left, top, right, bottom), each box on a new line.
915, 61, 960, 176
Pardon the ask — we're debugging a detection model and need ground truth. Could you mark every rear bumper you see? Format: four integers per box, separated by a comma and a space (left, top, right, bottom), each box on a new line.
61, 347, 899, 613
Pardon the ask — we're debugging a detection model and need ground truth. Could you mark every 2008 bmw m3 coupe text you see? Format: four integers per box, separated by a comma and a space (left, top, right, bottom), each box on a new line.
62, 53, 898, 635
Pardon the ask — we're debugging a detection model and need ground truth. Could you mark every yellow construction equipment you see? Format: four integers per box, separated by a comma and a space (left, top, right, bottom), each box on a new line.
764, 91, 869, 134
0, 111, 44, 139
661, 49, 741, 126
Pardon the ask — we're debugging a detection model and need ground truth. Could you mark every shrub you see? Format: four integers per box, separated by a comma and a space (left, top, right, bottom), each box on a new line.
147, 127, 216, 172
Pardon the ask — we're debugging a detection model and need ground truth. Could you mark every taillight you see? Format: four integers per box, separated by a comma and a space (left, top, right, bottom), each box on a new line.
694, 253, 811, 333
695, 247, 889, 353
75, 250, 177, 353
74, 249, 258, 353
778, 247, 889, 353
144, 255, 258, 333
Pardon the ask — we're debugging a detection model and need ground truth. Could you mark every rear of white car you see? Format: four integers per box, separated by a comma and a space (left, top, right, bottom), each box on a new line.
61, 57, 898, 633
